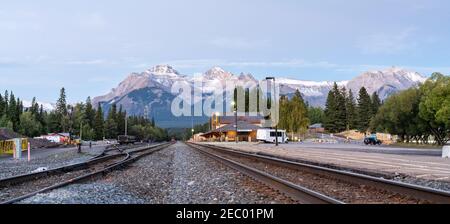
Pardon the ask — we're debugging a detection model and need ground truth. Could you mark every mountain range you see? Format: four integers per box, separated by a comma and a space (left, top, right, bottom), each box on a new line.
93, 65, 427, 128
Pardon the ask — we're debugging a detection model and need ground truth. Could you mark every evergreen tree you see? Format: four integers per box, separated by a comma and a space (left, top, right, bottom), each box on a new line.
46, 111, 60, 133
8, 93, 19, 130
84, 97, 95, 128
324, 83, 347, 133
3, 91, 8, 115
30, 97, 39, 117
371, 92, 382, 116
37, 105, 47, 134
116, 105, 126, 135
356, 87, 372, 133
56, 88, 68, 116
0, 93, 4, 118
17, 98, 24, 118
334, 86, 347, 132
345, 90, 357, 130
105, 104, 118, 138
56, 87, 68, 132
324, 89, 337, 132
94, 103, 105, 140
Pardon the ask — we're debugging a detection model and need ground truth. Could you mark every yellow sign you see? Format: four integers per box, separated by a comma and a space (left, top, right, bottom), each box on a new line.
0, 138, 28, 155
22, 138, 29, 150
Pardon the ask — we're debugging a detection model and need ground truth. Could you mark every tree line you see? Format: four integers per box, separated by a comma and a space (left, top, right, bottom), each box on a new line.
321, 73, 449, 145
323, 83, 381, 134
229, 85, 379, 138
371, 73, 449, 145
0, 88, 169, 142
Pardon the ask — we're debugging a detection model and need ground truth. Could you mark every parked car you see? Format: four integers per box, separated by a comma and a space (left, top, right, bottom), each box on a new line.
364, 135, 382, 145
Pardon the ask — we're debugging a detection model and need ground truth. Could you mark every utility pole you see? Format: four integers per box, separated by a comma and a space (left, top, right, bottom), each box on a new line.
78, 122, 83, 153
80, 122, 83, 141
191, 111, 194, 138
125, 115, 128, 136
266, 77, 278, 146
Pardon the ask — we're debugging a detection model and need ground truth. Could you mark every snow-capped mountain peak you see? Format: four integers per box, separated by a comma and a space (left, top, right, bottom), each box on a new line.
204, 66, 234, 80
238, 73, 257, 82
93, 65, 429, 111
210, 66, 226, 73
146, 65, 180, 76
368, 66, 426, 83
347, 67, 426, 100
22, 100, 55, 111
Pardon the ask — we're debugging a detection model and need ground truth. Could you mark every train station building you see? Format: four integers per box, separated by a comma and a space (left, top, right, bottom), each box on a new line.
201, 115, 264, 142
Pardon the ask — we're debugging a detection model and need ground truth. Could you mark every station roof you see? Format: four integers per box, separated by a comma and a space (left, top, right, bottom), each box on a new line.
218, 115, 263, 125
203, 121, 262, 136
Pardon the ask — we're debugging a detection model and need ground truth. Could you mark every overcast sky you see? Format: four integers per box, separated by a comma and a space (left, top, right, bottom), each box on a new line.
1, 0, 449, 103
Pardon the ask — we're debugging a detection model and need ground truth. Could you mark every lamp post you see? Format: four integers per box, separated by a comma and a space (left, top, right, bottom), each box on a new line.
266, 77, 278, 146
231, 101, 238, 143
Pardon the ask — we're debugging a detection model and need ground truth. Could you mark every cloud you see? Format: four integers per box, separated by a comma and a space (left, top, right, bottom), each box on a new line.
160, 59, 338, 69
357, 28, 418, 54
65, 59, 112, 65
77, 12, 108, 30
209, 37, 269, 49
87, 76, 112, 83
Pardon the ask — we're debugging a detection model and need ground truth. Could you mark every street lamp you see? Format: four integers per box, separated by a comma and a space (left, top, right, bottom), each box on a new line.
266, 77, 278, 146
231, 101, 238, 143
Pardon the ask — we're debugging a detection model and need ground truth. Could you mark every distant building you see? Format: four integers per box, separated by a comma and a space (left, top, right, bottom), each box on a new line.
309, 123, 325, 133
202, 115, 265, 142
36, 133, 71, 144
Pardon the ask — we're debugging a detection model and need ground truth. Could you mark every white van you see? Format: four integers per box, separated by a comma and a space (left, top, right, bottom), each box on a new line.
257, 129, 289, 144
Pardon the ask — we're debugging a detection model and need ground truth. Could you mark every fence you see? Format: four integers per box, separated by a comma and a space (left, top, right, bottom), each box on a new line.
0, 138, 29, 154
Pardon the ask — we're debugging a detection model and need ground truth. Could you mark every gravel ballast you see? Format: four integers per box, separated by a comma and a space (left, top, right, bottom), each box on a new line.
20, 183, 145, 204
21, 142, 295, 204
0, 147, 105, 180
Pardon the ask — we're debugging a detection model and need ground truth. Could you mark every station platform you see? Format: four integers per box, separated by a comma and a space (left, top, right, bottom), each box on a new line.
201, 142, 450, 182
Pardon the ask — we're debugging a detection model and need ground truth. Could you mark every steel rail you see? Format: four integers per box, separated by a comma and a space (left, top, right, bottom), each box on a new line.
194, 143, 450, 204
186, 142, 344, 204
1, 142, 173, 204
0, 143, 167, 187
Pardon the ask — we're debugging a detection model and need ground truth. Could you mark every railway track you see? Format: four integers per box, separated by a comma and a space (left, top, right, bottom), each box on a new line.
0, 142, 173, 204
186, 142, 450, 204
186, 142, 343, 204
